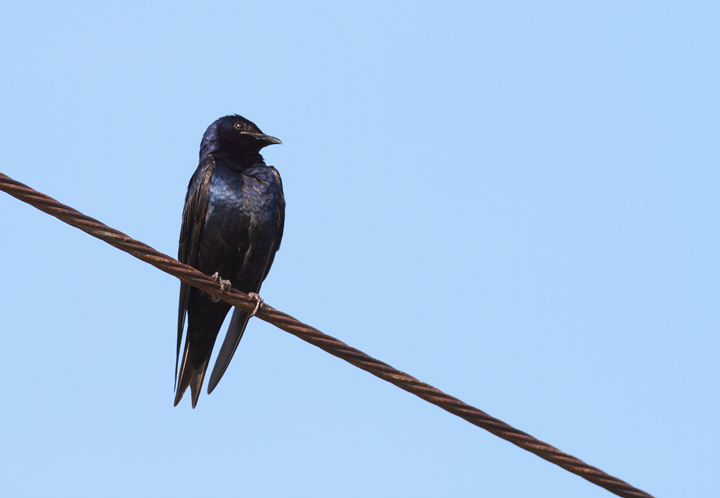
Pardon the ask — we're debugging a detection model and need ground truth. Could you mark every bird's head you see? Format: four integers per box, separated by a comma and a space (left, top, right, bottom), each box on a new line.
200, 115, 281, 160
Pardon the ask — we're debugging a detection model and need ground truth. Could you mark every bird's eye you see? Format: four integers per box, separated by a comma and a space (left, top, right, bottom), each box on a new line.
234, 122, 246, 131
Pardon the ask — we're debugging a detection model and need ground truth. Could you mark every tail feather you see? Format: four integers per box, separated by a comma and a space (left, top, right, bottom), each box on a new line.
174, 339, 210, 408
189, 361, 209, 408
207, 308, 251, 394
174, 342, 193, 406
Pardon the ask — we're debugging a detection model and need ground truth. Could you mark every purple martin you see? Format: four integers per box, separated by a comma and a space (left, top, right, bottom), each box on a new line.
175, 115, 285, 408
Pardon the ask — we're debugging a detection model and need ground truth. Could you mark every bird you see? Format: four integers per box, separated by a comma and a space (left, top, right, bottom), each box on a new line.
175, 115, 285, 408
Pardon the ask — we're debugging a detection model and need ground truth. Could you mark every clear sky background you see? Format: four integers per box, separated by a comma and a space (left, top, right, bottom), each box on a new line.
0, 2, 717, 497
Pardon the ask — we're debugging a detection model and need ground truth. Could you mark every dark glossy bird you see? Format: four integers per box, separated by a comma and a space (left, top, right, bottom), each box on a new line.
175, 115, 285, 408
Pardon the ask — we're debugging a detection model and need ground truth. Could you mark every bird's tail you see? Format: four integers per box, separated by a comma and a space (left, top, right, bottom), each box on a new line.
174, 343, 209, 409
207, 308, 251, 394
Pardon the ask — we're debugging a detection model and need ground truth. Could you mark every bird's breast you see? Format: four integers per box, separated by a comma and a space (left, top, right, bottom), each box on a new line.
207, 164, 283, 220
198, 163, 283, 286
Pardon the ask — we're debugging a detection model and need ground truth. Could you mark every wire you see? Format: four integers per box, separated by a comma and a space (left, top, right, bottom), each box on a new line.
0, 171, 654, 498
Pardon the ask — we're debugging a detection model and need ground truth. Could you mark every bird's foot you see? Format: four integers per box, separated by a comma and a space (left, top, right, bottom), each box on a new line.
247, 292, 264, 318
211, 272, 232, 303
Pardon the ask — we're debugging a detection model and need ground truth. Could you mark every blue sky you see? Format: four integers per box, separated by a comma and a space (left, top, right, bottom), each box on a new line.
0, 2, 717, 497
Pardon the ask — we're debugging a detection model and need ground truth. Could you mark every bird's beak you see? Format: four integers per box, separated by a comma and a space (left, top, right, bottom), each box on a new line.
241, 131, 282, 146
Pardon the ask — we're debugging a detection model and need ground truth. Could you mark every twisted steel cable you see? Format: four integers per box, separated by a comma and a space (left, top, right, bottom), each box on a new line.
0, 171, 654, 498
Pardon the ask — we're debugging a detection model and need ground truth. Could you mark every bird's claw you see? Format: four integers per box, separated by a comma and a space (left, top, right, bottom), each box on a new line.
247, 292, 264, 318
211, 272, 232, 302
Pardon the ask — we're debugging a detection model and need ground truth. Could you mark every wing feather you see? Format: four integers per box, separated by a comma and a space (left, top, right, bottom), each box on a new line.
175, 156, 216, 387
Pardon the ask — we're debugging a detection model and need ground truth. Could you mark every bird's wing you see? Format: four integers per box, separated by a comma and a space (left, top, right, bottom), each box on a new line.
259, 165, 285, 282
176, 156, 216, 386
206, 165, 285, 394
